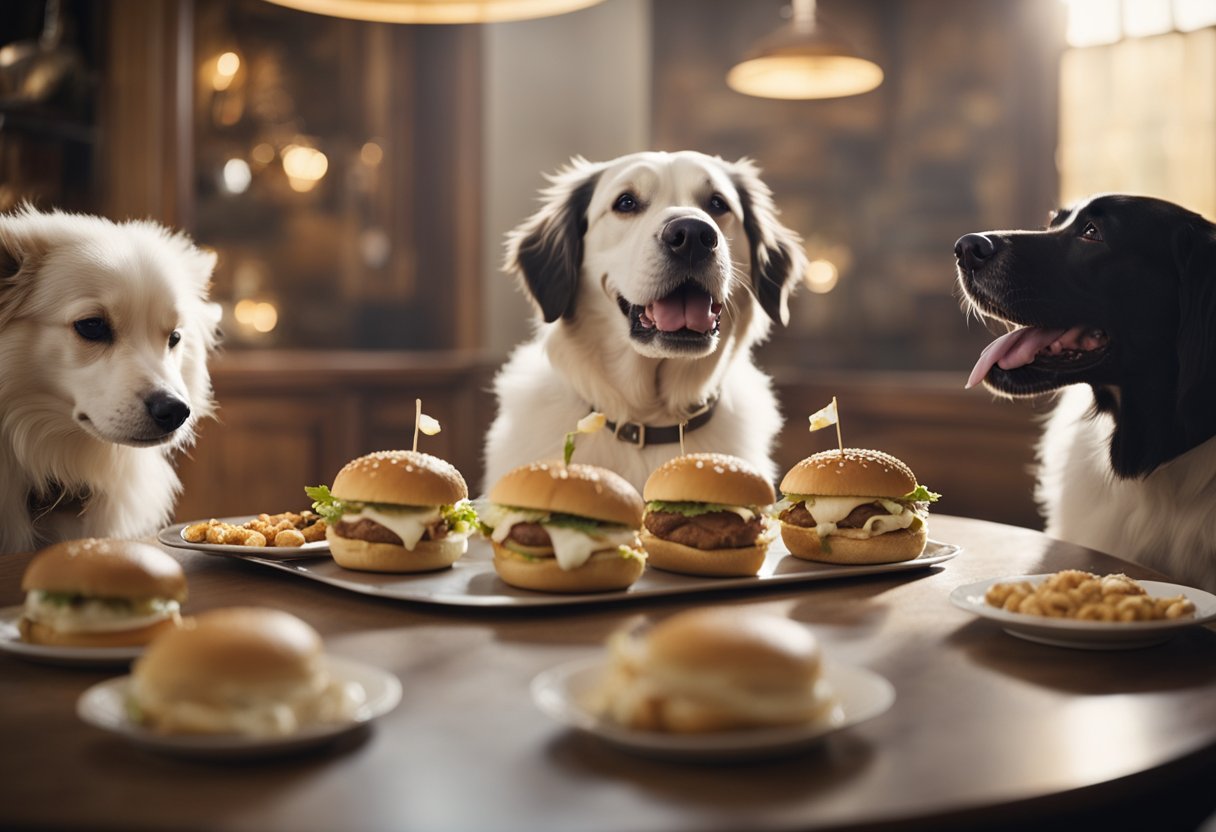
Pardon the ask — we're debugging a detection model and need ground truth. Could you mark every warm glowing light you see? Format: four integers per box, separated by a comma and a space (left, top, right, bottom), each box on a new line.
221, 158, 252, 194
250, 143, 276, 165
282, 145, 328, 193
804, 259, 839, 293
234, 299, 258, 325
212, 51, 241, 91
360, 141, 384, 166
252, 302, 278, 333
728, 55, 883, 100
259, 0, 606, 24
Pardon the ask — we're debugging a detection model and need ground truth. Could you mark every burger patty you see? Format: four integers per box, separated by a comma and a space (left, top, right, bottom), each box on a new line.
333, 518, 450, 544
644, 510, 762, 550
778, 502, 890, 530
505, 522, 552, 548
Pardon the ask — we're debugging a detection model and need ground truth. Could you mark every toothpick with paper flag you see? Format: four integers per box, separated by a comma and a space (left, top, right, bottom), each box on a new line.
807, 396, 844, 454
564, 412, 606, 465
413, 398, 442, 452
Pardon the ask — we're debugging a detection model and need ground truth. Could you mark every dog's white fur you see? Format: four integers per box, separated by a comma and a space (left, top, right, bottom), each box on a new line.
0, 206, 219, 552
1038, 386, 1216, 591
484, 151, 806, 492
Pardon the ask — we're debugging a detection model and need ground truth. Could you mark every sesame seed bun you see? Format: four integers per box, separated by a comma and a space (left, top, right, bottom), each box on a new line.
779, 448, 918, 499
643, 453, 776, 506
490, 543, 645, 593
488, 461, 644, 526
22, 538, 187, 602
330, 450, 468, 507
326, 532, 466, 573
637, 533, 768, 577
596, 607, 838, 733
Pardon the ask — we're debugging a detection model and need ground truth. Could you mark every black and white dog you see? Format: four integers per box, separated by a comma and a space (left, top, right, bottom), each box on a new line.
957, 193, 1216, 590
484, 151, 807, 492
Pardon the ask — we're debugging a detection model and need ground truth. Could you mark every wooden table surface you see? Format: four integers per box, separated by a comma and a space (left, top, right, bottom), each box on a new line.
2, 515, 1215, 832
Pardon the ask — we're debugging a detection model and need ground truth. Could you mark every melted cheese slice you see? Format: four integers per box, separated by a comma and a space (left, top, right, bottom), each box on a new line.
343, 506, 441, 550
486, 506, 637, 571
796, 496, 915, 540
24, 593, 179, 633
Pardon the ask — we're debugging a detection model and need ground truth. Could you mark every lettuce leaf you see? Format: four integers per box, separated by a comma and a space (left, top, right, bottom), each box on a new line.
545, 512, 628, 535
305, 484, 350, 524
442, 500, 480, 534
902, 485, 941, 503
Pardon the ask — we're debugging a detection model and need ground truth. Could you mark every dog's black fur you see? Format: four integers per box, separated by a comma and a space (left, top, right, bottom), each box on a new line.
957, 194, 1216, 478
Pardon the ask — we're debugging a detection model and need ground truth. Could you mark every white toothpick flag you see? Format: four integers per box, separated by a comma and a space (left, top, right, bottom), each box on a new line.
565, 412, 606, 465
807, 396, 843, 454
413, 398, 441, 452
679, 420, 687, 456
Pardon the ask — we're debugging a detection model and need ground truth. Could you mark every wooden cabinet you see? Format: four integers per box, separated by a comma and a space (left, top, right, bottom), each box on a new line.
173, 351, 495, 520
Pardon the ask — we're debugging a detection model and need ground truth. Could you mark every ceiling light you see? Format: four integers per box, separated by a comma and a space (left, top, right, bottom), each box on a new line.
727, 0, 883, 100
260, 0, 605, 24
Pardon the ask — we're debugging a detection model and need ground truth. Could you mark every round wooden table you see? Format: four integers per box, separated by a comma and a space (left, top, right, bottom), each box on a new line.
2, 515, 1214, 832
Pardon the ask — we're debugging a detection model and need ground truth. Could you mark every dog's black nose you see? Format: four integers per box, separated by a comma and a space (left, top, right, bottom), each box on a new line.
954, 233, 1000, 270
661, 217, 718, 264
145, 392, 190, 433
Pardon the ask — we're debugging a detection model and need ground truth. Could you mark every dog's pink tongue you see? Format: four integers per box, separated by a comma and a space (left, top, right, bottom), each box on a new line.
648, 285, 715, 333
966, 326, 1070, 389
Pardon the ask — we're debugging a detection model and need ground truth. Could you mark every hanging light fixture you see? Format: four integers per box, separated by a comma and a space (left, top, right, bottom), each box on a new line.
727, 0, 883, 100
260, 0, 606, 24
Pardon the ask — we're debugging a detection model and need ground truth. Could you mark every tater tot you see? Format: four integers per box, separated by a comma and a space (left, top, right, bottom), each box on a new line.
274, 529, 307, 547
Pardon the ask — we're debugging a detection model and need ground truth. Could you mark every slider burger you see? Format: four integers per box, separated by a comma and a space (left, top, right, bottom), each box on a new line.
19, 538, 186, 647
776, 448, 939, 564
641, 453, 776, 577
308, 450, 478, 573
594, 607, 840, 733
130, 607, 365, 737
481, 461, 646, 593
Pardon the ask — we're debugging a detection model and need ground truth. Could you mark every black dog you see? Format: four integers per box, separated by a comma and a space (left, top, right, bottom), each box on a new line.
957, 193, 1216, 478
955, 194, 1216, 589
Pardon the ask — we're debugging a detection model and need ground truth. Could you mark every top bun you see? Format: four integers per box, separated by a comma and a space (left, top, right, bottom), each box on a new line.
646, 607, 823, 688
331, 450, 468, 506
489, 461, 644, 527
133, 607, 322, 707
22, 538, 186, 602
643, 453, 775, 506
780, 448, 918, 499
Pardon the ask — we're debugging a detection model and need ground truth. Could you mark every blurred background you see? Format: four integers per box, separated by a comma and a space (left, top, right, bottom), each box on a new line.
2, 0, 1213, 525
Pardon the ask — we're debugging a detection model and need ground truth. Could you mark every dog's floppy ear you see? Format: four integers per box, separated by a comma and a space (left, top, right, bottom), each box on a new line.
1174, 222, 1216, 451
728, 158, 807, 326
503, 158, 604, 323
0, 205, 47, 330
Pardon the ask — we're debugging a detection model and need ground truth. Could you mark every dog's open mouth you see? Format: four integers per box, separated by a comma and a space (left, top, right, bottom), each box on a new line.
617, 281, 723, 349
967, 324, 1111, 394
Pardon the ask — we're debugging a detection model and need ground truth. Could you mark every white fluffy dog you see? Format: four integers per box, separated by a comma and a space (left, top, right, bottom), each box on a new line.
484, 151, 807, 492
0, 206, 219, 553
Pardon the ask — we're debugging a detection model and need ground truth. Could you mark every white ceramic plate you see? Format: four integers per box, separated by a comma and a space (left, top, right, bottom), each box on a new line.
159, 517, 329, 559
950, 575, 1216, 650
531, 656, 895, 761
76, 655, 402, 759
0, 605, 144, 668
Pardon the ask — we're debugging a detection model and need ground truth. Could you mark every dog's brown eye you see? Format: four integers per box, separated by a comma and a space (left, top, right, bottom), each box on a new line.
168, 330, 182, 348
613, 193, 639, 214
74, 318, 112, 343
1080, 221, 1103, 242
707, 193, 730, 215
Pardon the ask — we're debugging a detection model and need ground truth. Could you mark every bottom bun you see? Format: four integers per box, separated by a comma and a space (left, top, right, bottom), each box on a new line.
19, 614, 181, 648
491, 542, 644, 593
327, 529, 466, 573
639, 532, 767, 577
780, 522, 927, 565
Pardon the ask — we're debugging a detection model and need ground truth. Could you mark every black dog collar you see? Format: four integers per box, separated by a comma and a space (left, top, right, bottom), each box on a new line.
599, 397, 718, 449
